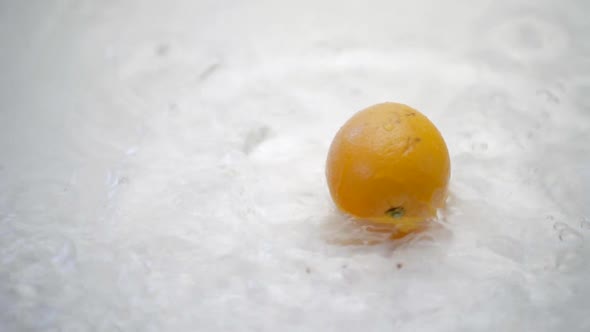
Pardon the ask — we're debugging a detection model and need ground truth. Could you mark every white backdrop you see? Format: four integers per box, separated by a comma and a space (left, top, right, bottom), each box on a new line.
1, 0, 589, 331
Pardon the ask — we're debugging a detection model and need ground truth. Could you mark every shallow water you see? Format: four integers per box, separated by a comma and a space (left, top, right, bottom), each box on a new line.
1, 0, 589, 331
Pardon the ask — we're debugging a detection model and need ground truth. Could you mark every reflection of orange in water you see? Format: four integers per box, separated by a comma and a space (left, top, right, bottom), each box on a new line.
326, 102, 450, 236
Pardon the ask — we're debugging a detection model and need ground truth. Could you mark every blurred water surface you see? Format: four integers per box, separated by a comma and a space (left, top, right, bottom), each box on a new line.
1, 0, 589, 331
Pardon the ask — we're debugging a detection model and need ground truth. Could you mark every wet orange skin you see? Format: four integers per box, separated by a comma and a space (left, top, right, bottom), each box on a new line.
326, 102, 450, 234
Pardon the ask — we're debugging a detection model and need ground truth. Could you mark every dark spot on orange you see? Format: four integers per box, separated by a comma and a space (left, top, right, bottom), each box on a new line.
386, 207, 405, 218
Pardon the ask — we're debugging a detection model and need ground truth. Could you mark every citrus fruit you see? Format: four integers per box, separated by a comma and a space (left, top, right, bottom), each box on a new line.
326, 102, 450, 234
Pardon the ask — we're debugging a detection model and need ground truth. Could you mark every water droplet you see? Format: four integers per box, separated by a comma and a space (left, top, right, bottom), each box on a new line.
581, 218, 590, 230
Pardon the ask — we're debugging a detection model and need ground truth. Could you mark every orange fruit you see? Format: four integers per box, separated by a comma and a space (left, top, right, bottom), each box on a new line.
326, 102, 450, 234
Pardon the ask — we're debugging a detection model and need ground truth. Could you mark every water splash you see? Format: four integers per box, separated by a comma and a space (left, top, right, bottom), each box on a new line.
580, 218, 590, 230
554, 222, 584, 247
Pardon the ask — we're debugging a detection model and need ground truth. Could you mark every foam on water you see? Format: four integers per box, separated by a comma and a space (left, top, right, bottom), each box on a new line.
1, 0, 589, 331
